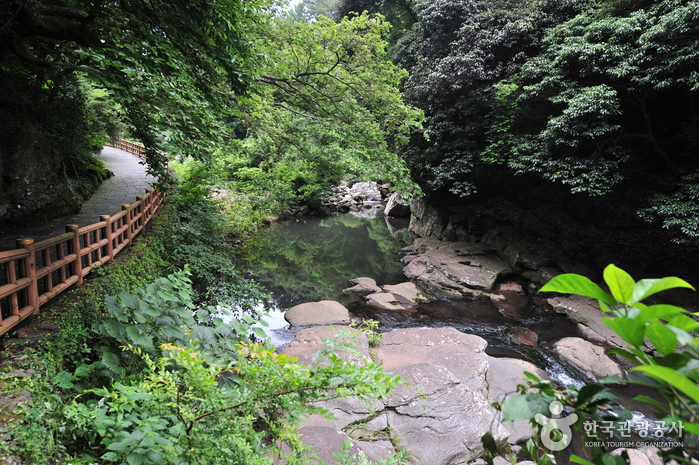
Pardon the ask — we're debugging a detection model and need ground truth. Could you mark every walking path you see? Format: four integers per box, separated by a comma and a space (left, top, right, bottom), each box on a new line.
0, 147, 157, 251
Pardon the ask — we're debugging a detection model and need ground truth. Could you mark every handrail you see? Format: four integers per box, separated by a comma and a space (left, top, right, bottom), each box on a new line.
106, 139, 169, 172
0, 145, 168, 337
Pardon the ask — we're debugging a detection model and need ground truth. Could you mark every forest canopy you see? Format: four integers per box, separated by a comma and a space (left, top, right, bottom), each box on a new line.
338, 0, 699, 242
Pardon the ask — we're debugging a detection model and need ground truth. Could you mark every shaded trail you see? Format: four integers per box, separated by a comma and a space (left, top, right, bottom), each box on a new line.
0, 147, 157, 251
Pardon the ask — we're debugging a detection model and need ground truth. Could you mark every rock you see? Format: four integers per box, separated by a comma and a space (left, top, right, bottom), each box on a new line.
486, 357, 547, 444
284, 327, 509, 464
384, 362, 507, 464
0, 390, 31, 412
576, 323, 611, 347
404, 240, 511, 298
553, 337, 623, 381
281, 326, 370, 367
356, 440, 396, 462
382, 282, 428, 304
520, 267, 561, 286
384, 192, 410, 217
379, 183, 392, 199
491, 291, 529, 319
511, 327, 538, 346
343, 277, 382, 293
365, 292, 415, 312
547, 296, 625, 348
412, 237, 445, 253
284, 301, 350, 327
349, 182, 382, 202
498, 282, 524, 293
409, 197, 449, 238
296, 426, 361, 463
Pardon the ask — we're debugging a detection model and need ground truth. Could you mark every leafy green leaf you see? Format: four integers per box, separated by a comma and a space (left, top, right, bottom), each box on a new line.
602, 317, 645, 347
668, 314, 699, 332
540, 273, 616, 306
645, 322, 677, 356
633, 365, 699, 404
631, 277, 694, 304
55, 371, 74, 389
125, 326, 154, 348
502, 393, 554, 421
633, 395, 668, 414
638, 304, 686, 322
604, 264, 636, 304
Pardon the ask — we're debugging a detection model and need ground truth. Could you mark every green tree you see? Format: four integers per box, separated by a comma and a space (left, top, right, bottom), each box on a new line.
231, 12, 424, 196
1, 0, 269, 175
399, 0, 586, 198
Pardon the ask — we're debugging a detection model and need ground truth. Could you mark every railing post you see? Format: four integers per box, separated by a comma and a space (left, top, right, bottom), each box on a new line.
101, 215, 114, 260
145, 189, 154, 220
16, 238, 39, 315
66, 225, 83, 285
122, 205, 133, 243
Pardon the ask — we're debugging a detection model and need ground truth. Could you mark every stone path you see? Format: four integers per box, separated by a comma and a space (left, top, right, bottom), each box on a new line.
0, 147, 157, 251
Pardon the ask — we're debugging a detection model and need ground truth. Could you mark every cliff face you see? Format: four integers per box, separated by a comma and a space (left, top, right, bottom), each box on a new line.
0, 127, 83, 226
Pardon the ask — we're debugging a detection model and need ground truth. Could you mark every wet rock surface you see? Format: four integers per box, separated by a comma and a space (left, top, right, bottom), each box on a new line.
547, 296, 625, 348
344, 278, 430, 312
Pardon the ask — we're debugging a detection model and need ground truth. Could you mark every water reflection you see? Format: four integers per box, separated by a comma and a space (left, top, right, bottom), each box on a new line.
236, 212, 411, 315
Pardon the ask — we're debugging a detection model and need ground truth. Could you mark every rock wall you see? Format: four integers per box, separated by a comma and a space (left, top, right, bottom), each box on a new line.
0, 128, 82, 225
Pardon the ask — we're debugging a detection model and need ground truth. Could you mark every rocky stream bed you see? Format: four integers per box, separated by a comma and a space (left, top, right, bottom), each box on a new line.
270, 182, 699, 464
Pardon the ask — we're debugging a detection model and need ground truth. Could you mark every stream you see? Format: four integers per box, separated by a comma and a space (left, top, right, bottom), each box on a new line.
234, 206, 589, 387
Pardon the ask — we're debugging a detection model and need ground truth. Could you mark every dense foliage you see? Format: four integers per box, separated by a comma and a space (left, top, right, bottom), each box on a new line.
12, 269, 400, 464
342, 0, 699, 242
230, 11, 424, 200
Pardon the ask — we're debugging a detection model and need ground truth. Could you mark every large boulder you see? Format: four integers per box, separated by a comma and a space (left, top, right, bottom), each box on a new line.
409, 197, 449, 238
553, 337, 623, 381
282, 326, 510, 465
486, 357, 547, 445
384, 192, 410, 217
364, 282, 429, 312
343, 277, 382, 293
284, 301, 350, 327
403, 240, 511, 298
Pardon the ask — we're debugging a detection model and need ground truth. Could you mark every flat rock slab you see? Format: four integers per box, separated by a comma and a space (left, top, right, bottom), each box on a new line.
281, 326, 370, 367
364, 282, 430, 312
365, 292, 414, 311
404, 240, 511, 298
285, 300, 350, 327
283, 326, 512, 465
384, 363, 504, 465
382, 282, 427, 304
554, 337, 623, 381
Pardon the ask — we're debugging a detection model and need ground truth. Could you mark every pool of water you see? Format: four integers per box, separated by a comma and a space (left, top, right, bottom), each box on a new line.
234, 209, 579, 372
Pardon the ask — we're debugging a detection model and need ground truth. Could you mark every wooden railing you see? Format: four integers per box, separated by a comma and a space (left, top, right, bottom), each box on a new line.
108, 139, 169, 170
0, 144, 168, 337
